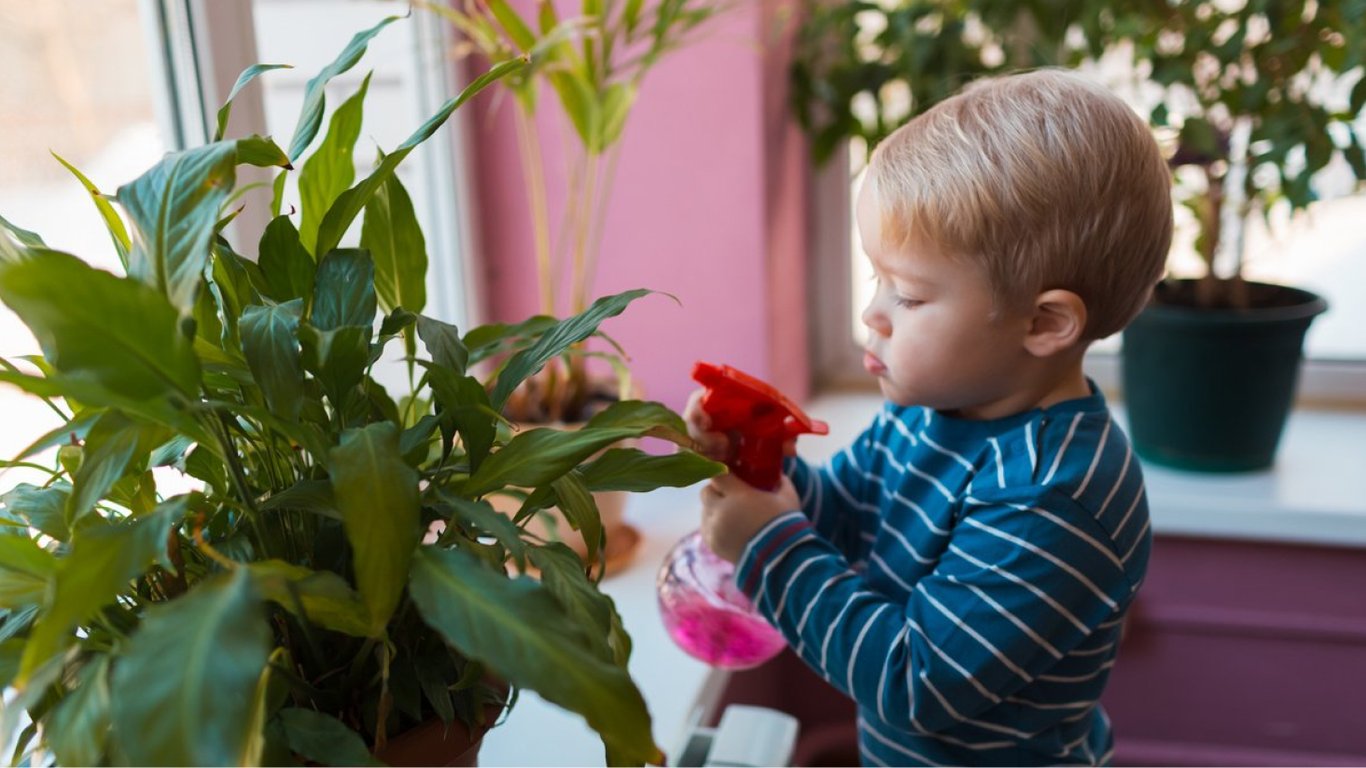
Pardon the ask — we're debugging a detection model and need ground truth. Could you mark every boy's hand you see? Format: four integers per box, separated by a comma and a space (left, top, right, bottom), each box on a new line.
700, 472, 800, 563
684, 388, 799, 461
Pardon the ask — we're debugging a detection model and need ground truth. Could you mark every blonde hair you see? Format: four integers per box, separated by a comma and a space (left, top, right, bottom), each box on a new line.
869, 69, 1173, 340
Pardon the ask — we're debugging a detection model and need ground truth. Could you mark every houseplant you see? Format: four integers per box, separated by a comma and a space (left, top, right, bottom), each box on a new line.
418, 0, 729, 569
789, 0, 1366, 471
1117, 0, 1362, 471
0, 14, 721, 767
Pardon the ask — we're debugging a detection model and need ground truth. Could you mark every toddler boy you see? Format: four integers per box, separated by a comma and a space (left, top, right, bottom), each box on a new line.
688, 69, 1172, 766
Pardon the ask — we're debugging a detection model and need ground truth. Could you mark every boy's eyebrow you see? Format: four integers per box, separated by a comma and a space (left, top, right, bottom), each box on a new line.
868, 250, 939, 288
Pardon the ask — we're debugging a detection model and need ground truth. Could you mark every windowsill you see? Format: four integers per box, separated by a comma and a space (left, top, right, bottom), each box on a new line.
803, 391, 1366, 549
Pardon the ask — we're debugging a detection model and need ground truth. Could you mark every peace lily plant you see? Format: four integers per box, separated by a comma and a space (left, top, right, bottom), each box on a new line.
0, 14, 719, 767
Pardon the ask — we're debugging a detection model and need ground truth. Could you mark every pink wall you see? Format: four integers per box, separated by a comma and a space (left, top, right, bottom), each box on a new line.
468, 3, 809, 413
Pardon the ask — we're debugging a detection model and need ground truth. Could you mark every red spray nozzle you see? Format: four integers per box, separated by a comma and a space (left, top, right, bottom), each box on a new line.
692, 361, 829, 491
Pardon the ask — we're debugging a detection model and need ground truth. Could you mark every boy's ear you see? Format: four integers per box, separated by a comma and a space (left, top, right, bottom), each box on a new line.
1022, 289, 1087, 357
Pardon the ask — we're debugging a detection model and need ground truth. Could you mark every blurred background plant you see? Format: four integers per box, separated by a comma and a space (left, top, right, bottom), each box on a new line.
418, 0, 729, 422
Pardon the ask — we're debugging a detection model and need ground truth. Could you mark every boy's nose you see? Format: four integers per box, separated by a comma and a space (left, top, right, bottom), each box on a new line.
861, 302, 890, 337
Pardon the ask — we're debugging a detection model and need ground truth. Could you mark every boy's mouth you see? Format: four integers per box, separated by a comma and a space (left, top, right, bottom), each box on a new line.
863, 350, 887, 376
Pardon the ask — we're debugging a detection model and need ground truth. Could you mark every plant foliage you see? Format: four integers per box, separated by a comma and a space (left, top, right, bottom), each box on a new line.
0, 15, 721, 767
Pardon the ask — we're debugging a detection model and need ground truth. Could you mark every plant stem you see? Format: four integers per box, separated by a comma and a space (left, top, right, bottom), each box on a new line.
515, 106, 557, 317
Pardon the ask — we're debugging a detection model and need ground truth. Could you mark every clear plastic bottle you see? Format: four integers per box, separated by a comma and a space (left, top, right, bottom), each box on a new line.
656, 530, 786, 669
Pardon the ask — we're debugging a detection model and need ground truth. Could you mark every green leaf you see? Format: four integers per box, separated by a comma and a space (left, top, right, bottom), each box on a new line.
236, 135, 292, 169
600, 82, 638, 148
0, 536, 55, 609
1, 483, 72, 542
67, 410, 162, 524
462, 425, 640, 499
435, 492, 526, 565
240, 300, 306, 421
18, 498, 186, 684
288, 16, 401, 161
579, 447, 724, 492
361, 171, 428, 315
550, 471, 600, 561
300, 73, 372, 256
416, 315, 468, 375
464, 314, 557, 364
0, 370, 212, 449
258, 215, 316, 302
0, 638, 22, 688
46, 655, 112, 767
260, 479, 338, 520
277, 708, 380, 767
488, 289, 650, 412
528, 543, 626, 664
50, 152, 131, 269
109, 570, 271, 767
424, 367, 498, 470
117, 141, 238, 314
0, 249, 201, 399
248, 560, 370, 637
488, 0, 537, 49
314, 58, 523, 258
311, 248, 377, 332
329, 423, 420, 635
217, 63, 292, 141
410, 547, 661, 765
300, 324, 370, 408
0, 213, 45, 248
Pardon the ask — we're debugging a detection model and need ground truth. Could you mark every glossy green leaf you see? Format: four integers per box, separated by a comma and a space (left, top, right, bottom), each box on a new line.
109, 570, 271, 767
300, 324, 370, 408
1, 483, 71, 542
117, 141, 238, 314
311, 248, 376, 332
600, 82, 637, 149
18, 498, 186, 684
487, 0, 537, 50
464, 314, 557, 364
260, 479, 338, 520
258, 215, 316, 302
488, 289, 649, 412
551, 471, 600, 562
300, 73, 371, 255
435, 492, 526, 565
314, 58, 523, 258
0, 249, 201, 399
0, 536, 55, 609
528, 543, 625, 664
410, 547, 661, 765
329, 423, 420, 635
67, 410, 161, 524
45, 655, 112, 767
578, 447, 723, 492
0, 214, 45, 249
50, 152, 131, 269
361, 170, 427, 315
463, 425, 640, 498
248, 559, 370, 637
416, 315, 468, 375
216, 63, 291, 141
585, 398, 687, 437
240, 300, 305, 421
0, 638, 22, 688
288, 17, 399, 161
277, 707, 380, 767
236, 134, 292, 169
424, 367, 498, 470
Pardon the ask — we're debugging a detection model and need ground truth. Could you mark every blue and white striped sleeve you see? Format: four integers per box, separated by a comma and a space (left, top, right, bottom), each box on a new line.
782, 414, 884, 562
734, 490, 1132, 733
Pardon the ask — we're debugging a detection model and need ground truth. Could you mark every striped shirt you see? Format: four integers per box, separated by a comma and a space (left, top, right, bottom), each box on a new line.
735, 385, 1150, 766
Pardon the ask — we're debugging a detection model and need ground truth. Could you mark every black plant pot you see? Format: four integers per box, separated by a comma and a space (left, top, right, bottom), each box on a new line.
1120, 279, 1328, 472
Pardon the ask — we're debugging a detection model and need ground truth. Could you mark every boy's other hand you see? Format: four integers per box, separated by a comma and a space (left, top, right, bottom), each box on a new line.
684, 388, 735, 462
700, 472, 800, 563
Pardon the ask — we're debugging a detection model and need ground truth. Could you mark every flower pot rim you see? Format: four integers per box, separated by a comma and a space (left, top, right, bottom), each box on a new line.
1141, 279, 1328, 327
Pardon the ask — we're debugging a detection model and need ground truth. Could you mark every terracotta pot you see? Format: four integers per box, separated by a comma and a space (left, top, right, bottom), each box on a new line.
374, 695, 507, 767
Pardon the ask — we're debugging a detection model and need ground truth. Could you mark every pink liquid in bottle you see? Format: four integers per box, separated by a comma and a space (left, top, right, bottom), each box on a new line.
657, 531, 786, 669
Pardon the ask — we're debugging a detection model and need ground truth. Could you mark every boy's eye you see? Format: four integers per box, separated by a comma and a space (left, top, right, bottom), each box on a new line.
895, 296, 922, 309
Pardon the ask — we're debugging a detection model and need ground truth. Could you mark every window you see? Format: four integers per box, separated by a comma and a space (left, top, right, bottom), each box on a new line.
1, 0, 479, 462
811, 142, 1366, 408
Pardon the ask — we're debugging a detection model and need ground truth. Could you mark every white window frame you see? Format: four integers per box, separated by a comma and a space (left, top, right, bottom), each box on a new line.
809, 141, 1366, 409
138, 0, 480, 329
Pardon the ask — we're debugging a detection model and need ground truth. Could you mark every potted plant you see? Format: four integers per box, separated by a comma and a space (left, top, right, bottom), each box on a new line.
1117, 0, 1361, 471
418, 0, 729, 570
0, 15, 721, 767
790, 0, 1365, 472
